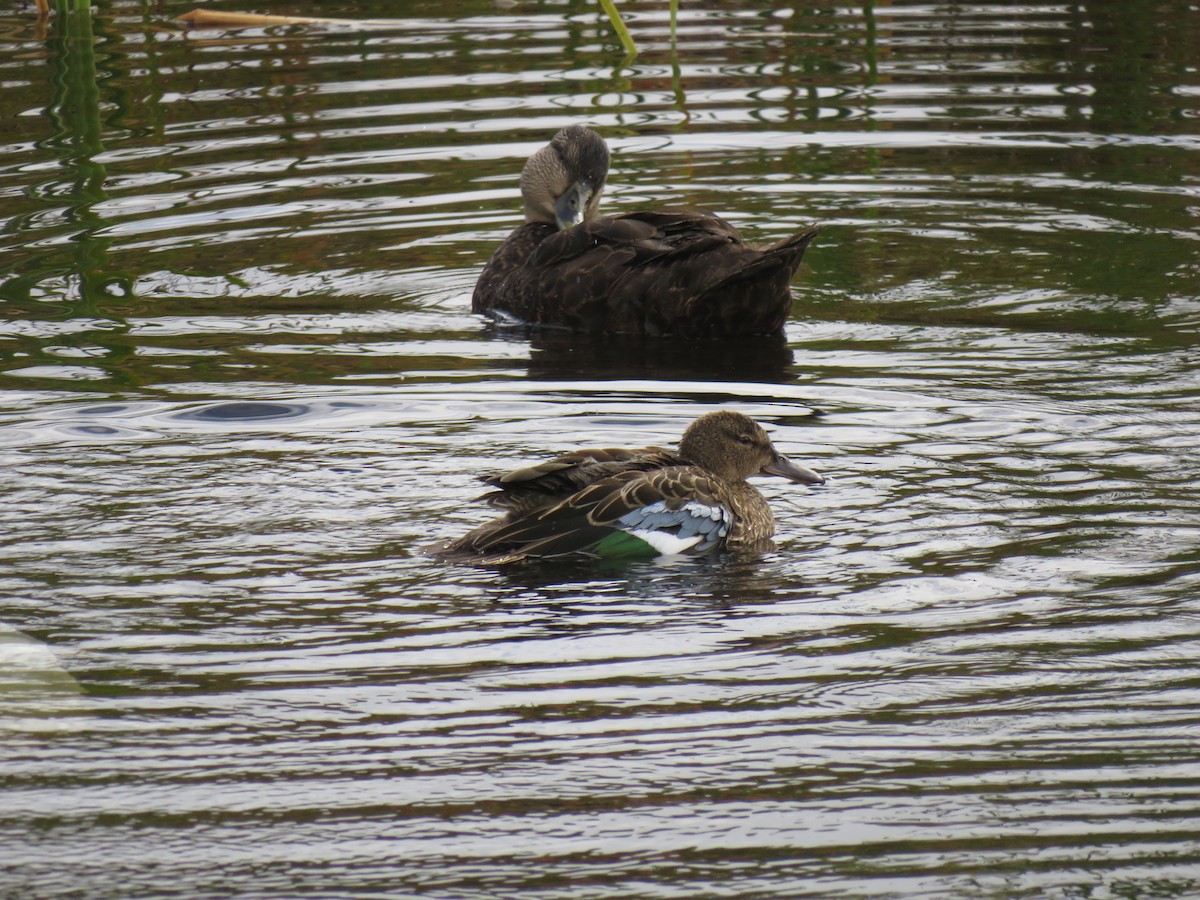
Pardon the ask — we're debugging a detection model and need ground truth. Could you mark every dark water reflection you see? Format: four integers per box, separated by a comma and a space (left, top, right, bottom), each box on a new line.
522, 328, 800, 382
3, 0, 1200, 897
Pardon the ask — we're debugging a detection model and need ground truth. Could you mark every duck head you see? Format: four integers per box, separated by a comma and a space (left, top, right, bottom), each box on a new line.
679, 411, 825, 485
520, 125, 610, 230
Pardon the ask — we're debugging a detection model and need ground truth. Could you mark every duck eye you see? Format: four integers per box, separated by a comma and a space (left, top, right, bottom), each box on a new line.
737, 434, 755, 446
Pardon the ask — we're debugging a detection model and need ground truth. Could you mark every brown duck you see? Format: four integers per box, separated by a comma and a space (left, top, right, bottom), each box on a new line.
472, 126, 820, 337
437, 411, 824, 564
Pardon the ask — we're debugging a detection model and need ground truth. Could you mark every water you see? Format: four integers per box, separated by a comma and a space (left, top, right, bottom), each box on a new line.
3, 0, 1200, 896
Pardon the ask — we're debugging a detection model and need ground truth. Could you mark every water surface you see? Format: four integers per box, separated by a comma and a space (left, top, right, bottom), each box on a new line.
2, 1, 1200, 896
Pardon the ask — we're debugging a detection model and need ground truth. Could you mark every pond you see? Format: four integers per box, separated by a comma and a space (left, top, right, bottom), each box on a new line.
2, 0, 1200, 896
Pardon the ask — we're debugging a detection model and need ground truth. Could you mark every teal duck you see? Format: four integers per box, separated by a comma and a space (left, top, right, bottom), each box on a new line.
437, 411, 824, 564
472, 126, 820, 338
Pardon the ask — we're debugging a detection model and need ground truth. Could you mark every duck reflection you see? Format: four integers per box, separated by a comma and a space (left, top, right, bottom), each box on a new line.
502, 325, 797, 383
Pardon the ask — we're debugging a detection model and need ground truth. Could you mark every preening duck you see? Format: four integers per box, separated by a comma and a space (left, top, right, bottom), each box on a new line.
436, 410, 824, 565
472, 126, 820, 338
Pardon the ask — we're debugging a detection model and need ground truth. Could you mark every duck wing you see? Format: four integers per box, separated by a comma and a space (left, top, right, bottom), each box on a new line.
479, 445, 683, 516
452, 466, 735, 563
529, 209, 741, 269
522, 212, 741, 333
472, 213, 731, 324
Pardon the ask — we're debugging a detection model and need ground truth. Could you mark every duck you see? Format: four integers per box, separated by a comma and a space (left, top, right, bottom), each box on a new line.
472, 125, 820, 338
435, 410, 824, 564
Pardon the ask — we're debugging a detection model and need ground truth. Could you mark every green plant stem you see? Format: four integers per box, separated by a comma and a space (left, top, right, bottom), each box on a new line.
597, 0, 637, 58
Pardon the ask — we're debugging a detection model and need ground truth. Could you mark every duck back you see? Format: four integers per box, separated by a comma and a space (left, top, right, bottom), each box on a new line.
473, 212, 819, 338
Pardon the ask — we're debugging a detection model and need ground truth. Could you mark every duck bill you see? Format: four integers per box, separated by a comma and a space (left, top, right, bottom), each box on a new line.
761, 452, 824, 485
554, 181, 592, 230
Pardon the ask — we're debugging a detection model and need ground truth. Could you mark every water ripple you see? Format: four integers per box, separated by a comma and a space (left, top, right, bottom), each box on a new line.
3, 0, 1200, 896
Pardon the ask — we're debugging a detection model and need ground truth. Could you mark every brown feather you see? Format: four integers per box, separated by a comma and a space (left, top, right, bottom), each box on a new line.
478, 446, 681, 516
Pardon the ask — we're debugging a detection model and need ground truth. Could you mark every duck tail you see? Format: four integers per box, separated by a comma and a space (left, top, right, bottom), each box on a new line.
699, 225, 821, 299
763, 225, 822, 277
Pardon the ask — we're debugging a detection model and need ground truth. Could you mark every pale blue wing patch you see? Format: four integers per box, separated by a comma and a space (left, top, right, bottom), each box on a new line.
617, 499, 732, 556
